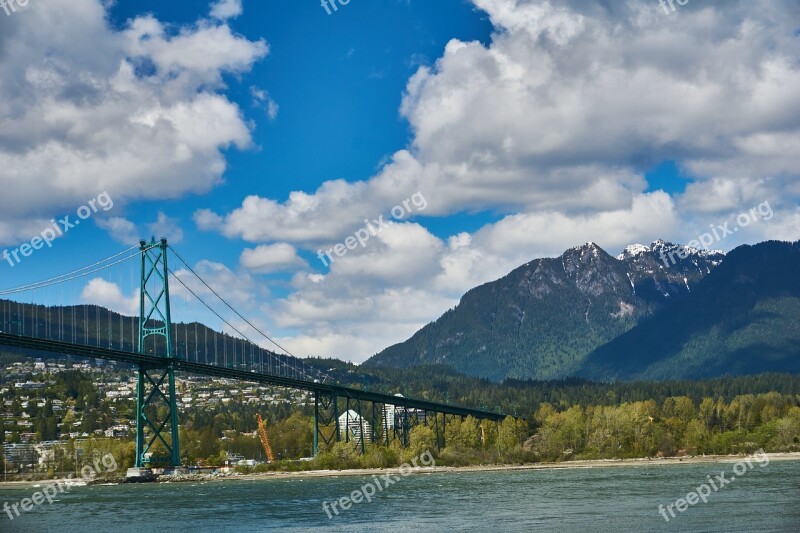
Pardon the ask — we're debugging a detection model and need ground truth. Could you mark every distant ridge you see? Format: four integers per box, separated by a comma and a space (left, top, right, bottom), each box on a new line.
364, 240, 725, 381
578, 240, 800, 380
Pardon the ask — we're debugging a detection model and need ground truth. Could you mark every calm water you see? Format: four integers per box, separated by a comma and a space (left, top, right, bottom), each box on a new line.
2, 461, 799, 532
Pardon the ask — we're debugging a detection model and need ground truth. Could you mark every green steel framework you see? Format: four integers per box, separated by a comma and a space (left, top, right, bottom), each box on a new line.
135, 238, 181, 467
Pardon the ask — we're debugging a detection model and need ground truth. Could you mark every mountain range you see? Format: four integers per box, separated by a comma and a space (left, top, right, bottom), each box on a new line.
364, 240, 800, 382
3, 239, 797, 385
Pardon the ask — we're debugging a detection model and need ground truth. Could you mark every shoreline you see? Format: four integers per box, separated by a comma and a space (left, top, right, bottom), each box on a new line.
2, 452, 799, 489
233, 452, 800, 481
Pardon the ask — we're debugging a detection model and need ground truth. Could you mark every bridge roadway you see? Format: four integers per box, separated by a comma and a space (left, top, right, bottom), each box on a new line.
0, 332, 507, 421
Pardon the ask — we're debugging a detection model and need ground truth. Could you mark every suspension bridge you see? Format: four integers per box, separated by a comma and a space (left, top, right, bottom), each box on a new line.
0, 239, 509, 470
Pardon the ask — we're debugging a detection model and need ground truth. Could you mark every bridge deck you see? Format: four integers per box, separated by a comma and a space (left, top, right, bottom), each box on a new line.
0, 332, 507, 420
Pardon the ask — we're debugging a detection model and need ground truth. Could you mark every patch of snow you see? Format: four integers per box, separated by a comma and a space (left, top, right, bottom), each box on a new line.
618, 243, 650, 260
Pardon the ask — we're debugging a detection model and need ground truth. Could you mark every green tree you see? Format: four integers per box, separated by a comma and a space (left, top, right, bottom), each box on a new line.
497, 416, 528, 456
408, 424, 437, 458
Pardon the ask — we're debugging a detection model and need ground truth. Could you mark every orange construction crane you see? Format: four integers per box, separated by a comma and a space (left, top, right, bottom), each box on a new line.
256, 414, 276, 462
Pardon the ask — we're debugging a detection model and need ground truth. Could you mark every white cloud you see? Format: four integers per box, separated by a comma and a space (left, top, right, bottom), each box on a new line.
148, 212, 184, 244
80, 278, 139, 316
97, 212, 183, 245
198, 0, 799, 250
97, 217, 139, 245
0, 0, 267, 233
251, 86, 279, 121
472, 192, 679, 262
194, 182, 386, 243
321, 223, 445, 286
123, 15, 265, 84
210, 0, 243, 21
170, 259, 267, 311
0, 218, 56, 247
240, 243, 307, 273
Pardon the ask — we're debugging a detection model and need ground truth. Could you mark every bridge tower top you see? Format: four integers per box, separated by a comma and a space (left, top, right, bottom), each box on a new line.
138, 238, 174, 358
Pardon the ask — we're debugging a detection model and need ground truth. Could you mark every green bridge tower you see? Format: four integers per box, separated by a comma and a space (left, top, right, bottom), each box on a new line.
134, 238, 181, 468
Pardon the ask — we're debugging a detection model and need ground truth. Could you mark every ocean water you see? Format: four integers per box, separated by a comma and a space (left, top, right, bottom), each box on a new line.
1, 460, 799, 532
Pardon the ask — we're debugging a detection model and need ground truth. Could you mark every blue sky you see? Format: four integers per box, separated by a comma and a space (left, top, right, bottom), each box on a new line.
0, 0, 797, 362
98, 0, 499, 277
107, 0, 492, 200
1, 1, 492, 279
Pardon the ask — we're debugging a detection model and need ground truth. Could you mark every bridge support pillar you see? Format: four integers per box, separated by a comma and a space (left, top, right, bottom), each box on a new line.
313, 392, 319, 457
356, 397, 365, 454
434, 413, 442, 452
313, 391, 340, 456
134, 364, 181, 467
135, 238, 181, 468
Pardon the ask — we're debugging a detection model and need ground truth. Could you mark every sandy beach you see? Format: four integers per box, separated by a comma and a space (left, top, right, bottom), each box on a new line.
232, 452, 800, 481
3, 452, 799, 489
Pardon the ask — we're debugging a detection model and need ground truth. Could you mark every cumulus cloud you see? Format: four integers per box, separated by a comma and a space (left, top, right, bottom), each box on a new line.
96, 217, 140, 245
80, 278, 139, 316
0, 0, 267, 245
96, 212, 183, 245
170, 259, 267, 311
194, 181, 393, 244
148, 212, 185, 244
198, 0, 799, 246
210, 0, 243, 20
240, 243, 306, 273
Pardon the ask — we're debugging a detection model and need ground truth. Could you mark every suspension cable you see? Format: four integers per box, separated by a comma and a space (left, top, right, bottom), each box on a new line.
167, 268, 324, 382
169, 247, 320, 366
0, 246, 139, 295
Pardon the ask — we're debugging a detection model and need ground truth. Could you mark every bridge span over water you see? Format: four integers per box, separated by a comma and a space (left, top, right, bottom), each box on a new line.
0, 239, 510, 468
